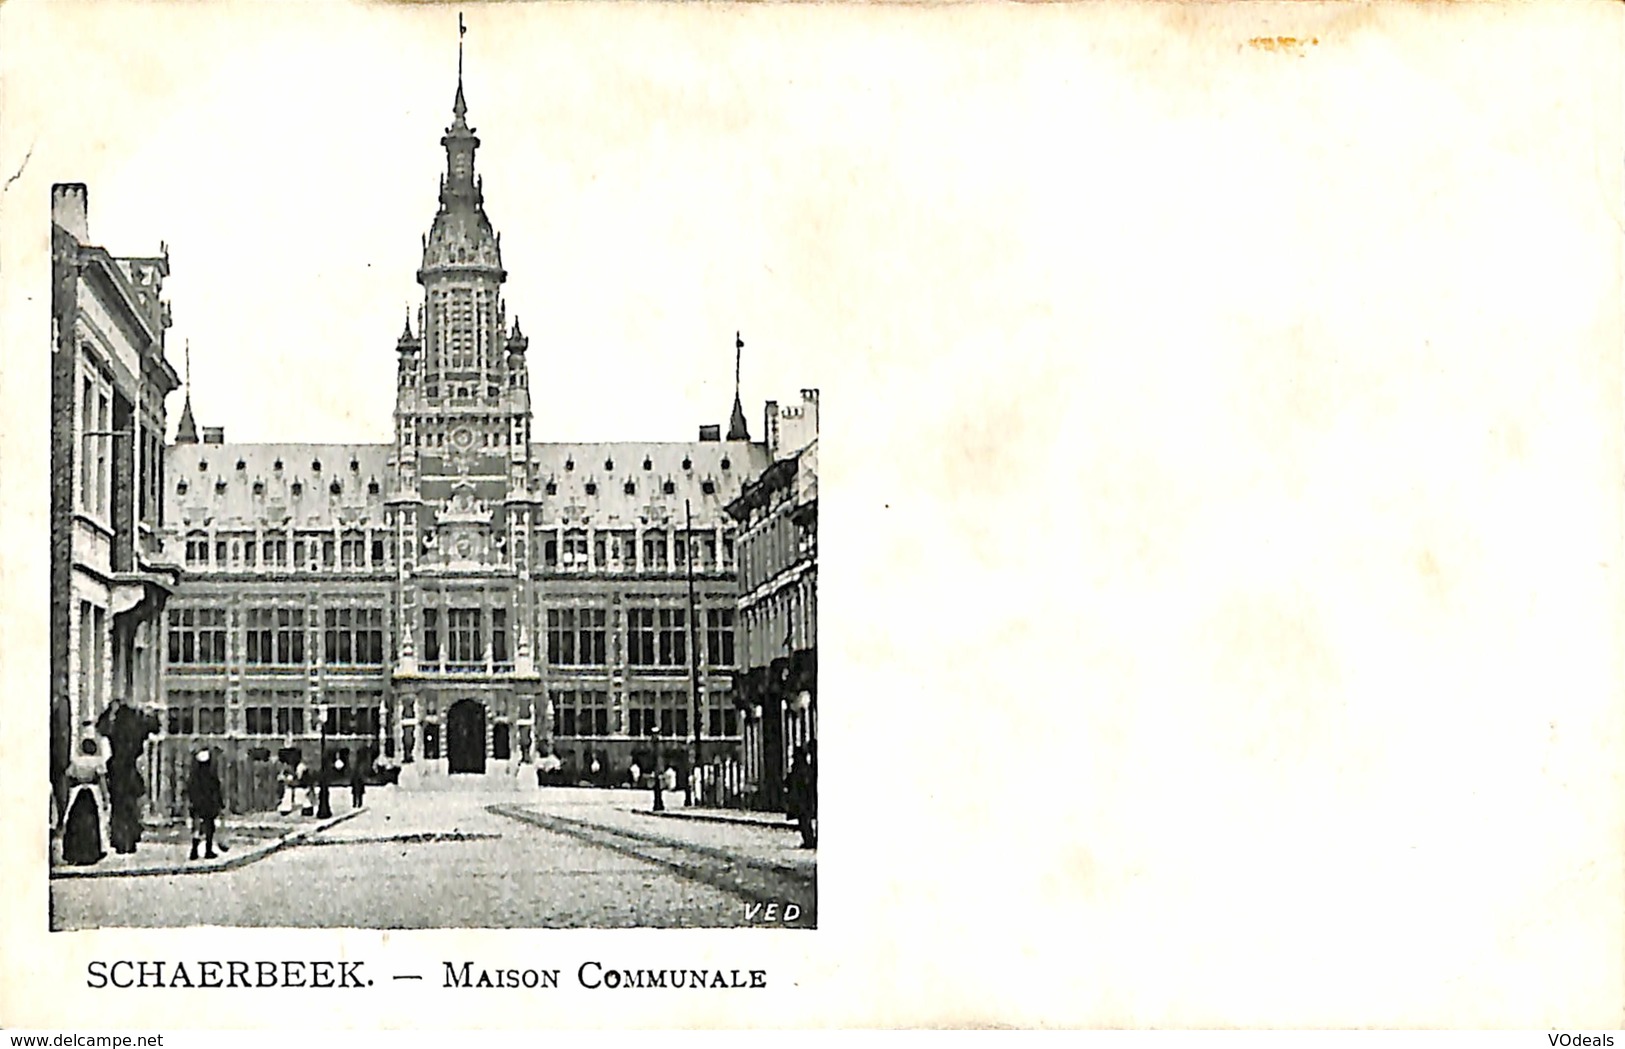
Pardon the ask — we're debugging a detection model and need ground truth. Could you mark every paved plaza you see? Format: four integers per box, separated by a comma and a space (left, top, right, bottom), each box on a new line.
49, 787, 815, 930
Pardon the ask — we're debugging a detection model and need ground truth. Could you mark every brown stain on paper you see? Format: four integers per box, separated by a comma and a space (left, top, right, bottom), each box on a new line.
1247, 36, 1320, 56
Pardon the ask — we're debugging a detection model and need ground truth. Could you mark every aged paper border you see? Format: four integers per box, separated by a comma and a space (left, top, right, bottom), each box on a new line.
2, 0, 1623, 1031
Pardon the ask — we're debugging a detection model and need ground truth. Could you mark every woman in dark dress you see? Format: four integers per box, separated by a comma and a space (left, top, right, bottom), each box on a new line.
62, 736, 107, 866
186, 749, 224, 861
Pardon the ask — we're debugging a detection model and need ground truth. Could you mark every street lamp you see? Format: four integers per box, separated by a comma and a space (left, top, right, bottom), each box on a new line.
650, 727, 664, 813
316, 703, 332, 819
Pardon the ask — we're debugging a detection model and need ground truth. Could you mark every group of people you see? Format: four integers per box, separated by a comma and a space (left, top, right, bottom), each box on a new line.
56, 698, 161, 867
55, 704, 226, 866
275, 754, 369, 817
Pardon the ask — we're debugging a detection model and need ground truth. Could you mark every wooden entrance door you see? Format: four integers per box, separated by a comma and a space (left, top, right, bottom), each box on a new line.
446, 699, 486, 774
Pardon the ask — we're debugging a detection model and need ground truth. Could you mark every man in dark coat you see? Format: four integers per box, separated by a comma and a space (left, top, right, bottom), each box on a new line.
348, 749, 368, 810
97, 697, 158, 854
186, 749, 224, 860
785, 743, 817, 849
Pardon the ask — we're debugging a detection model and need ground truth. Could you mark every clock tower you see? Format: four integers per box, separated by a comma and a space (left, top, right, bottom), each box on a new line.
387, 53, 544, 772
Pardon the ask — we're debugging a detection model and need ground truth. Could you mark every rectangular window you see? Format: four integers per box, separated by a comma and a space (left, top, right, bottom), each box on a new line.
341, 533, 365, 569
95, 392, 109, 515
167, 607, 227, 664
492, 609, 509, 664
423, 609, 440, 663
643, 533, 667, 570
246, 706, 274, 734
293, 538, 307, 566
243, 540, 257, 567
80, 379, 93, 510
167, 689, 226, 735
705, 608, 736, 668
448, 607, 481, 664
547, 607, 605, 666
371, 539, 385, 565
247, 607, 305, 664
275, 705, 306, 735
263, 539, 286, 566
656, 608, 687, 667
321, 538, 335, 568
215, 539, 227, 566
626, 608, 657, 666
166, 706, 195, 735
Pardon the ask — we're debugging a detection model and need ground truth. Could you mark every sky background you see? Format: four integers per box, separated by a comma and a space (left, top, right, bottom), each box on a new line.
3, 0, 1623, 1029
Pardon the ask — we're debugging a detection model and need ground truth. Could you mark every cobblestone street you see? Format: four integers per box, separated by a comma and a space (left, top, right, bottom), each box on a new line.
50, 787, 815, 930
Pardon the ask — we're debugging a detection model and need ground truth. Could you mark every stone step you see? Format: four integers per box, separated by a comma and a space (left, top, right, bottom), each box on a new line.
396, 764, 529, 792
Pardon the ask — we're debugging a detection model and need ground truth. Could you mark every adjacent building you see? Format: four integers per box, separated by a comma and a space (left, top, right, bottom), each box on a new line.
49, 184, 183, 817
151, 66, 791, 808
727, 392, 818, 811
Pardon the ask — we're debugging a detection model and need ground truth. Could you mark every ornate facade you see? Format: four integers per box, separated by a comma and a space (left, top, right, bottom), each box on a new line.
155, 67, 776, 798
50, 184, 182, 818
728, 392, 819, 811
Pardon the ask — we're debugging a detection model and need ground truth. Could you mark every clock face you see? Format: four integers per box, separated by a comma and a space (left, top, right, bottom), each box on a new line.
451, 426, 475, 450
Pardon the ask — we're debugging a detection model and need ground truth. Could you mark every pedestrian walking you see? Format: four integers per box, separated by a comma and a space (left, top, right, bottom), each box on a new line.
61, 733, 109, 866
277, 762, 296, 816
97, 696, 157, 854
628, 762, 640, 790
297, 761, 315, 816
349, 752, 367, 809
663, 765, 677, 793
785, 744, 817, 849
186, 749, 223, 860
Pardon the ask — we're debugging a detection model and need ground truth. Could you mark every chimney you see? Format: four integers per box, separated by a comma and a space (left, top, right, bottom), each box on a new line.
51, 183, 90, 243
202, 426, 226, 445
698, 424, 721, 442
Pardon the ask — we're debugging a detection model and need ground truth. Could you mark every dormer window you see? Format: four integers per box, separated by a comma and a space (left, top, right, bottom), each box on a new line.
214, 480, 226, 494
291, 482, 304, 497
701, 480, 716, 495
273, 458, 283, 471
682, 456, 692, 470
545, 481, 557, 495
663, 481, 676, 495
564, 459, 574, 471
330, 480, 343, 495
720, 457, 731, 470
312, 459, 322, 472
367, 480, 380, 496
585, 482, 598, 496
350, 458, 360, 472
198, 460, 208, 472
643, 457, 653, 470
253, 481, 265, 496
624, 482, 636, 495
176, 481, 188, 495
236, 459, 246, 471
604, 458, 614, 471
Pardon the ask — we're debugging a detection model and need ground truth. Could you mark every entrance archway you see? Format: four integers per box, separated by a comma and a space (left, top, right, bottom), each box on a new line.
446, 699, 486, 774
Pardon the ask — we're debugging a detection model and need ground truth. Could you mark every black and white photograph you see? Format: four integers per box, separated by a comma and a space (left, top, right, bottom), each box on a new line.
42, 10, 818, 932
4, 0, 1625, 1034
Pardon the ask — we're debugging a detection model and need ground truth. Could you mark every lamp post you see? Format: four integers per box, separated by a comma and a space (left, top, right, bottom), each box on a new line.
316, 703, 332, 819
683, 499, 702, 806
650, 727, 664, 812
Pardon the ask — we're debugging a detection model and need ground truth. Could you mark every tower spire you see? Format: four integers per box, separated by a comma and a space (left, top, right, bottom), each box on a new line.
453, 13, 468, 124
727, 331, 750, 441
175, 338, 199, 444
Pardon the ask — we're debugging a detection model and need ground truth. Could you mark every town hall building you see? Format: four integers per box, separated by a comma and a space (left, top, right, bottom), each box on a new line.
149, 61, 789, 801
